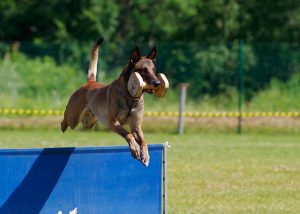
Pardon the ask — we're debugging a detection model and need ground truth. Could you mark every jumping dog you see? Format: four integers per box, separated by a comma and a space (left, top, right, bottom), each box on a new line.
61, 38, 161, 166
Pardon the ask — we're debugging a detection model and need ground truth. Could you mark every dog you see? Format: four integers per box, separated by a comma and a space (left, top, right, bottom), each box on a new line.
61, 38, 161, 166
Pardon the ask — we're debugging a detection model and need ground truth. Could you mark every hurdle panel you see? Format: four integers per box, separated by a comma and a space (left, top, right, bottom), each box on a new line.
0, 144, 166, 214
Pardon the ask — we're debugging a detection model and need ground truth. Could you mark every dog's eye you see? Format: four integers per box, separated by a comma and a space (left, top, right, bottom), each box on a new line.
140, 68, 147, 74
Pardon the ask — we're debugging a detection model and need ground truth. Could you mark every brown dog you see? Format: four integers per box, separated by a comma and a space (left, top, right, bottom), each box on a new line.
61, 38, 161, 166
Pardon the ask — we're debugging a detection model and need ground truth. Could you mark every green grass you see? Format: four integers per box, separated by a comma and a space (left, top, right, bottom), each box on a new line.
0, 129, 300, 213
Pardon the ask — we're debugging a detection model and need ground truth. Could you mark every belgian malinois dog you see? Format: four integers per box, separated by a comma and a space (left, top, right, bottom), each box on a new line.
61, 38, 161, 166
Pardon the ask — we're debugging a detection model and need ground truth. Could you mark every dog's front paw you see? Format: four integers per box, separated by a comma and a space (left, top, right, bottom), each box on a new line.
140, 146, 150, 167
128, 138, 141, 160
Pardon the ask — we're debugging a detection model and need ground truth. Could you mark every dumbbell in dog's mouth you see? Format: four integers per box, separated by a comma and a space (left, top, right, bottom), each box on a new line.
143, 80, 161, 94
128, 72, 168, 98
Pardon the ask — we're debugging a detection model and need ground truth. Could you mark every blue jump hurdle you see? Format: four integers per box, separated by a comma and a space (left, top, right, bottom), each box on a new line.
0, 144, 167, 214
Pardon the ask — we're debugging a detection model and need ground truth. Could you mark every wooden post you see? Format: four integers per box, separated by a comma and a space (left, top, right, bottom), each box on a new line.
177, 83, 189, 134
237, 40, 244, 134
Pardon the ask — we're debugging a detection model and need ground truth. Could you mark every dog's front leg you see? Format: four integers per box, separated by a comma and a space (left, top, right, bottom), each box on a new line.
108, 121, 141, 160
130, 125, 150, 167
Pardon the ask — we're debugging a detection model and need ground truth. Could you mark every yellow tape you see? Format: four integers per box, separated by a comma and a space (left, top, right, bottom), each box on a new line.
0, 108, 299, 118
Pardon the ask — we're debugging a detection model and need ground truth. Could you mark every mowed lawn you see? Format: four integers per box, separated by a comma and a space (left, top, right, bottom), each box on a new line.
0, 129, 300, 213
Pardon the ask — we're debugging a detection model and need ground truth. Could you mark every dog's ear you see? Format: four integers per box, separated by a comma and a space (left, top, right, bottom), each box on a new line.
130, 46, 141, 64
147, 46, 157, 62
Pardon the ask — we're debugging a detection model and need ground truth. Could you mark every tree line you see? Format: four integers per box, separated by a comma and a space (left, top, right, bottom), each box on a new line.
1, 0, 300, 99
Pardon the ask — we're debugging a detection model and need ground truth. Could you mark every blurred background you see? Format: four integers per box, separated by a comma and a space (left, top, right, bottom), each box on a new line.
1, 1, 300, 213
0, 0, 300, 132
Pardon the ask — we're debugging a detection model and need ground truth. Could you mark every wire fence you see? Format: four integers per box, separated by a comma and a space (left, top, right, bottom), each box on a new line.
0, 41, 299, 132
1, 40, 299, 101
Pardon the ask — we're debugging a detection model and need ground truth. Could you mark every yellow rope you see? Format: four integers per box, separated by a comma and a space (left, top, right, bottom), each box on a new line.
0, 108, 299, 117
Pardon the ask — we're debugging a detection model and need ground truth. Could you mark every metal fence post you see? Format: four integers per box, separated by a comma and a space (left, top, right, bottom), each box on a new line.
177, 83, 189, 134
237, 40, 244, 134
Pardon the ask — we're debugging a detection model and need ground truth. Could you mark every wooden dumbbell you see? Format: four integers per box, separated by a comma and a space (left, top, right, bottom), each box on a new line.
127, 72, 169, 98
127, 72, 146, 97
154, 73, 169, 98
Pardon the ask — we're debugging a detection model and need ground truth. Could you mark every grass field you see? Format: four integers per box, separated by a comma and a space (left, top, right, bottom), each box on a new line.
0, 129, 300, 213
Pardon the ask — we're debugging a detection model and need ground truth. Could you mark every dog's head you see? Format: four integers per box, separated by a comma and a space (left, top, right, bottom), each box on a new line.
124, 46, 160, 94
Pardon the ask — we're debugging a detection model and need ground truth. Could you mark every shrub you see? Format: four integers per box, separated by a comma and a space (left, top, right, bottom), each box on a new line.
0, 51, 84, 108
248, 72, 300, 111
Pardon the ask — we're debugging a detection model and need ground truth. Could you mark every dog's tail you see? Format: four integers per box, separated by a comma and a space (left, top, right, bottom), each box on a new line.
87, 37, 104, 82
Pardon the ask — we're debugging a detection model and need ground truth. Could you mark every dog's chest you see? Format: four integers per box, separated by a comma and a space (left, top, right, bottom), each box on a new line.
117, 108, 135, 122
116, 99, 143, 123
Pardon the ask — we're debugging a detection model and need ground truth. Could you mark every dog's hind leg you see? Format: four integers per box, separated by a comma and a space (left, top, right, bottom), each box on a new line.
61, 88, 87, 132
81, 109, 97, 129
61, 114, 68, 132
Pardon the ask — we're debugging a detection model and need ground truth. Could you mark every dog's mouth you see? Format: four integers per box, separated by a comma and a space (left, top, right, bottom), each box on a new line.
144, 89, 154, 94
143, 83, 157, 94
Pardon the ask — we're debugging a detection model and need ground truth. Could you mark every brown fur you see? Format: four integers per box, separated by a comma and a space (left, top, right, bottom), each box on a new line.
61, 38, 160, 166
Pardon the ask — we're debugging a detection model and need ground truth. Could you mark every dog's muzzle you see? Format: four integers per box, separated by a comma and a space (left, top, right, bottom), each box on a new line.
144, 80, 160, 94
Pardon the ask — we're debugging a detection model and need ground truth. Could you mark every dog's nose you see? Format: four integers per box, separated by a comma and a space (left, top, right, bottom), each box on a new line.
152, 80, 161, 87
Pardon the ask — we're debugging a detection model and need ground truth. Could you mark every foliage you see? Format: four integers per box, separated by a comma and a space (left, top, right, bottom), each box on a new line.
0, 50, 83, 108
1, 0, 300, 103
248, 72, 300, 111
2, 1, 300, 44
0, 48, 299, 111
157, 41, 256, 97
